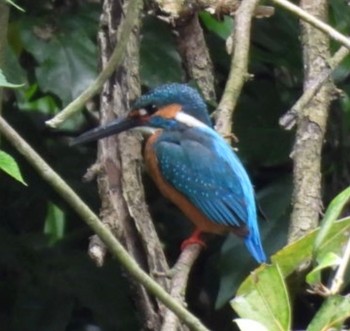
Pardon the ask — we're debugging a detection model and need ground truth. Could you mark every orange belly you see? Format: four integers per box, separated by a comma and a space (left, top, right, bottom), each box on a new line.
144, 132, 241, 235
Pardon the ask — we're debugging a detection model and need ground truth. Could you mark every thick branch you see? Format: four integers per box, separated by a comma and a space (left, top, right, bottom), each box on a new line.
0, 115, 211, 331
45, 0, 141, 128
288, 0, 332, 243
96, 0, 170, 327
176, 14, 216, 102
154, 0, 274, 19
215, 0, 260, 136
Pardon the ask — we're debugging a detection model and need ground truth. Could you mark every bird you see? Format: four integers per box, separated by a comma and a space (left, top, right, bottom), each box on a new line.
72, 83, 266, 263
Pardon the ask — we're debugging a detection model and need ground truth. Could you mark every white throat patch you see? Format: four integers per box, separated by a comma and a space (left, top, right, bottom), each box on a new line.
175, 112, 207, 128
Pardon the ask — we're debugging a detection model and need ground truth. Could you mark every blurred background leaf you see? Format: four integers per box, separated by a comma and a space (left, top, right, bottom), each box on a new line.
0, 150, 27, 185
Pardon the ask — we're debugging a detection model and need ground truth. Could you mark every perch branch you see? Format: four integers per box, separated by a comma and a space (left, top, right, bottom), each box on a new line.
161, 244, 203, 331
45, 0, 141, 128
215, 0, 260, 136
279, 46, 349, 130
0, 115, 211, 331
270, 0, 350, 50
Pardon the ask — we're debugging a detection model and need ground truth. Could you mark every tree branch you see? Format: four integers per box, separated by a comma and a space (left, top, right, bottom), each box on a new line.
0, 115, 211, 331
153, 0, 274, 19
270, 0, 350, 50
162, 244, 203, 331
95, 0, 171, 327
45, 0, 141, 128
175, 14, 216, 102
279, 46, 349, 130
215, 0, 260, 136
287, 0, 332, 243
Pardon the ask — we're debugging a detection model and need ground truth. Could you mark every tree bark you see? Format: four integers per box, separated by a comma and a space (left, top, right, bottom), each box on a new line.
288, 0, 332, 243
95, 0, 170, 329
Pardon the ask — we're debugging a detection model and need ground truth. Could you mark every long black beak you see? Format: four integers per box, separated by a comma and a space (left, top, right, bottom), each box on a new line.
70, 116, 142, 146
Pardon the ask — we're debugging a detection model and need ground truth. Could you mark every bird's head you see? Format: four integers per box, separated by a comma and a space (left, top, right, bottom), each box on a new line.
72, 83, 212, 145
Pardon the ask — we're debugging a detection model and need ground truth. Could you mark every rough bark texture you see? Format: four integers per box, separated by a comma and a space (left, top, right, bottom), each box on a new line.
154, 0, 273, 19
95, 0, 170, 329
176, 14, 216, 102
288, 0, 332, 243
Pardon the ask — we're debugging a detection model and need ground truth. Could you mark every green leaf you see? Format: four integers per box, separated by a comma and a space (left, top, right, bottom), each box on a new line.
0, 69, 24, 88
18, 94, 59, 115
306, 252, 341, 286
4, 45, 27, 86
44, 203, 65, 244
5, 0, 25, 12
231, 264, 291, 331
0, 150, 27, 185
20, 20, 97, 106
35, 33, 97, 106
272, 217, 350, 278
306, 295, 350, 331
199, 12, 233, 40
235, 318, 269, 331
314, 186, 350, 256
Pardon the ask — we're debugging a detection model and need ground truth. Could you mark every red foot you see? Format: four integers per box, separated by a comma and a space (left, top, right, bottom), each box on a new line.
180, 229, 207, 250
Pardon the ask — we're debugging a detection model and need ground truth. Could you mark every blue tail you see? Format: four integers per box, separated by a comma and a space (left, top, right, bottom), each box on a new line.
244, 235, 267, 264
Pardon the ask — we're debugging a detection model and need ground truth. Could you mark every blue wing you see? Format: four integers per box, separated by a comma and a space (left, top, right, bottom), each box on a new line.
154, 128, 253, 229
154, 126, 266, 263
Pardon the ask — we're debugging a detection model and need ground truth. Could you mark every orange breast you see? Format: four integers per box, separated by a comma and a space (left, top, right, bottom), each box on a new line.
144, 132, 230, 235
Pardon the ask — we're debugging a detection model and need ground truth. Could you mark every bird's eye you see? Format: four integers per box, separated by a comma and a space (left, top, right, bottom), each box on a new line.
145, 104, 157, 114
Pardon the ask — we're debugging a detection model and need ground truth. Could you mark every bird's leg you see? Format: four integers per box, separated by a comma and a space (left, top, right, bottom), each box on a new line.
181, 229, 206, 250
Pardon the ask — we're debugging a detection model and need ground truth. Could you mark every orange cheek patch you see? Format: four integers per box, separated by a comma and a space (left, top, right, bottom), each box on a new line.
155, 104, 182, 119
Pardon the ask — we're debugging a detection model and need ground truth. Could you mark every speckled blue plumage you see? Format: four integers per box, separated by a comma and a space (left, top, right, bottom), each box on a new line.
132, 83, 212, 127
151, 124, 266, 263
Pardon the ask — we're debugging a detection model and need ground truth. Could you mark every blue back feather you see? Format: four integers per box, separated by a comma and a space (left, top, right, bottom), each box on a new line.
152, 123, 266, 263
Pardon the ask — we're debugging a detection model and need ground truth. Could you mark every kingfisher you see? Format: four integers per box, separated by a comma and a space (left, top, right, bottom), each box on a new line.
72, 83, 266, 263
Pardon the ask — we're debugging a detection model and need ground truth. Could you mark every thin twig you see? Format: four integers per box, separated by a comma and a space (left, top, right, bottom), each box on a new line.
330, 236, 350, 295
271, 0, 350, 50
279, 46, 349, 130
45, 0, 141, 128
161, 244, 203, 331
0, 115, 211, 331
215, 0, 260, 136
